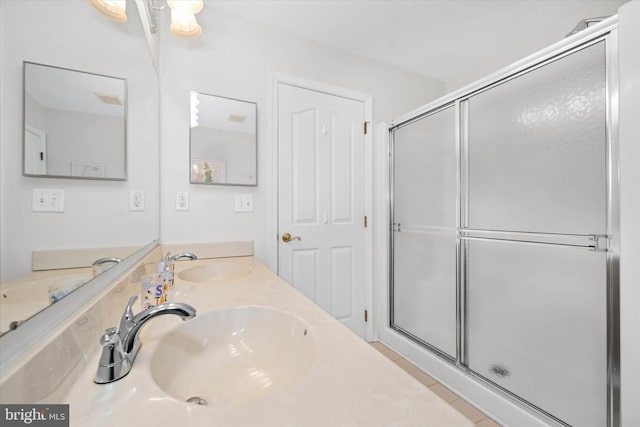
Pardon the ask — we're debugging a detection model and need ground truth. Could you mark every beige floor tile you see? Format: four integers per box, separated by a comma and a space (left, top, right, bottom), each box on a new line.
370, 341, 388, 352
379, 347, 403, 361
367, 342, 499, 426
476, 417, 502, 427
428, 383, 459, 403
450, 399, 486, 423
410, 369, 437, 386
393, 357, 418, 373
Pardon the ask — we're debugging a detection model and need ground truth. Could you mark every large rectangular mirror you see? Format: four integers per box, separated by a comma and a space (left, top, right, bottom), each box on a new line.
23, 61, 127, 180
189, 92, 257, 186
1, 0, 159, 340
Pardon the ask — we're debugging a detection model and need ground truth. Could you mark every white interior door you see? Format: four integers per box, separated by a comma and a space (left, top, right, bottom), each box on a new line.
278, 82, 367, 338
24, 126, 46, 175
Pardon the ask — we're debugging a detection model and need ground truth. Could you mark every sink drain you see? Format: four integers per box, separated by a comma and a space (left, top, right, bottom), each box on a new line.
186, 396, 208, 406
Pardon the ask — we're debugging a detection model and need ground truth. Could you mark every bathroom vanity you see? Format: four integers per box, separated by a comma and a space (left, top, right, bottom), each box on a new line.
0, 247, 473, 427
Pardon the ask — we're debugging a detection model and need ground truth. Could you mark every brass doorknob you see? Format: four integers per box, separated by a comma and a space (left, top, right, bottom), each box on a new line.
282, 232, 301, 243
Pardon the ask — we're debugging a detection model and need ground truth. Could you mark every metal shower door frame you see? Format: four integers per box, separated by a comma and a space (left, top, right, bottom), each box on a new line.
388, 24, 620, 427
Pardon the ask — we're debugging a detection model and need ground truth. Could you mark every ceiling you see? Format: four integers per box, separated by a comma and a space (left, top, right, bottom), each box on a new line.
194, 92, 256, 133
206, 0, 627, 91
25, 63, 125, 117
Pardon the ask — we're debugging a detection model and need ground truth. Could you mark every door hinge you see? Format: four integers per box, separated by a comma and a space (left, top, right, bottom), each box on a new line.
364, 215, 368, 228
40, 152, 44, 161
364, 309, 368, 322
364, 121, 368, 135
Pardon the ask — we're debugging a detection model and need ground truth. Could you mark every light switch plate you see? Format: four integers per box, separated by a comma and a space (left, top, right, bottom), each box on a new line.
32, 188, 64, 212
235, 194, 254, 212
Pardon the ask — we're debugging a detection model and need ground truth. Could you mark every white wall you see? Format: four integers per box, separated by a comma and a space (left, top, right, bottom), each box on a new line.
159, 8, 444, 265
24, 94, 46, 130
44, 109, 125, 178
0, 1, 159, 281
443, 1, 630, 93
191, 127, 255, 184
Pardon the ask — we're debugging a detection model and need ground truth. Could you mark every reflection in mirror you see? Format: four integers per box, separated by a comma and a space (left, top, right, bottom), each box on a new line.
190, 92, 257, 186
1, 0, 159, 341
23, 62, 127, 180
0, 246, 138, 336
0, 268, 93, 336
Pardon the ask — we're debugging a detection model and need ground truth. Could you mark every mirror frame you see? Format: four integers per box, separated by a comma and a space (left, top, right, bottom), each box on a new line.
0, 241, 158, 375
22, 61, 128, 181
189, 92, 257, 187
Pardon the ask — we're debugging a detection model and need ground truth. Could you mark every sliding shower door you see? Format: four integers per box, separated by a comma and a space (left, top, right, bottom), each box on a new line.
391, 106, 457, 358
465, 241, 607, 427
390, 32, 617, 427
463, 39, 609, 427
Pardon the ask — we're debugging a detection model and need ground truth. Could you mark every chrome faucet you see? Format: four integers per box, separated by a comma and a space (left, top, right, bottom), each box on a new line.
92, 257, 123, 266
165, 252, 198, 261
94, 296, 196, 384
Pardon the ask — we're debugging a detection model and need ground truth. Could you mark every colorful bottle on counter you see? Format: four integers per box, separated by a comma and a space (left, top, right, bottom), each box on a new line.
141, 274, 166, 309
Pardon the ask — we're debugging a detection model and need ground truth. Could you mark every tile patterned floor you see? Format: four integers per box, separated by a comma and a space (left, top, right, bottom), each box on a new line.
370, 341, 502, 426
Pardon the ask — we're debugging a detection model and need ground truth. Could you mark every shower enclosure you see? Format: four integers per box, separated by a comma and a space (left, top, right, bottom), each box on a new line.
389, 26, 618, 427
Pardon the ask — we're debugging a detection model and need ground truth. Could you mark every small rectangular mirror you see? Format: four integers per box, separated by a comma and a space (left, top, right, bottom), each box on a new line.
190, 92, 257, 186
23, 62, 127, 180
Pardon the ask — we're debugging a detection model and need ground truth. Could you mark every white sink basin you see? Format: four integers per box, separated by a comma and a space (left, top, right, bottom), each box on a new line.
150, 306, 315, 407
177, 263, 252, 283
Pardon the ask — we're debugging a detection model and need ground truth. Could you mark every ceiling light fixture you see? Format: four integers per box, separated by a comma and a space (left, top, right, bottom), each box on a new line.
90, 0, 205, 39
168, 0, 203, 39
190, 91, 200, 128
89, 0, 127, 23
167, 1, 203, 15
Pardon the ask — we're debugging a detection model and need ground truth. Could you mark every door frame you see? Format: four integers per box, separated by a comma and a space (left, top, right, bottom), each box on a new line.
24, 124, 47, 175
271, 72, 373, 341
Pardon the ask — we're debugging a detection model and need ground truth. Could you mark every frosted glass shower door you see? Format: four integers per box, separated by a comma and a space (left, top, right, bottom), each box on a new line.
466, 40, 607, 235
466, 240, 608, 427
463, 39, 610, 427
391, 106, 457, 358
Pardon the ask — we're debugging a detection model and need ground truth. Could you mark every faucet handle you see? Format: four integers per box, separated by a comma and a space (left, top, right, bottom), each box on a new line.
99, 327, 119, 346
118, 296, 138, 333
98, 327, 125, 366
95, 327, 131, 384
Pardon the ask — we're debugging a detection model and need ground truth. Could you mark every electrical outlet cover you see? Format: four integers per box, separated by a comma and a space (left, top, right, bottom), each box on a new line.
176, 191, 189, 211
129, 190, 145, 211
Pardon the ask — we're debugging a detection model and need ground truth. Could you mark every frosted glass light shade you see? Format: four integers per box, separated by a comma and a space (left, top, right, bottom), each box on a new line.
167, 0, 203, 15
170, 9, 202, 38
89, 0, 127, 23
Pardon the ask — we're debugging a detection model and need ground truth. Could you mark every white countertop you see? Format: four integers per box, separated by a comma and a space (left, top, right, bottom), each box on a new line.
63, 257, 474, 427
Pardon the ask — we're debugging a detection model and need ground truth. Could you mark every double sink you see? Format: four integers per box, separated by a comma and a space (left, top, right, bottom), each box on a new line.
66, 257, 474, 426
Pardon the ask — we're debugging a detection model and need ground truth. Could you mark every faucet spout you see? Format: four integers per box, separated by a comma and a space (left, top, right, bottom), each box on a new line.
92, 257, 123, 266
122, 301, 196, 354
166, 252, 198, 261
94, 296, 196, 384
